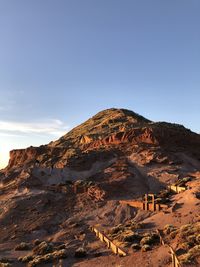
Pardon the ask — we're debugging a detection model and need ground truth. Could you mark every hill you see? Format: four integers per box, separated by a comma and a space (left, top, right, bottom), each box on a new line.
0, 108, 200, 266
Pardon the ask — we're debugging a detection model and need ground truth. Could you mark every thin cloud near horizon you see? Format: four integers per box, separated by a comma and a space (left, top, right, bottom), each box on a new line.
0, 119, 70, 137
0, 119, 70, 169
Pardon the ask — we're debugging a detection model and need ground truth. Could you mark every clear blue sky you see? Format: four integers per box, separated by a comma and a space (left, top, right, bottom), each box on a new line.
0, 0, 200, 168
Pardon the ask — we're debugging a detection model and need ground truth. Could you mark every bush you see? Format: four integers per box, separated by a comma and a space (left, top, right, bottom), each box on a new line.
151, 233, 160, 243
18, 255, 33, 263
27, 249, 67, 267
110, 225, 123, 235
0, 259, 10, 264
0, 259, 11, 267
186, 235, 196, 244
52, 249, 67, 259
169, 230, 178, 239
121, 233, 141, 243
140, 235, 158, 246
179, 253, 193, 264
74, 248, 87, 258
33, 241, 53, 255
196, 234, 200, 244
129, 222, 144, 230
188, 245, 200, 257
179, 224, 193, 237
0, 263, 12, 267
141, 244, 151, 252
15, 242, 31, 251
131, 243, 141, 251
163, 224, 176, 235
28, 254, 53, 267
179, 242, 192, 251
56, 244, 66, 250
33, 239, 42, 246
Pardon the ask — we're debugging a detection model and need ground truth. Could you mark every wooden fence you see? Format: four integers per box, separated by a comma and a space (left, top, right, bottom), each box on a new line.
168, 245, 182, 267
168, 185, 186, 194
156, 229, 182, 267
90, 226, 127, 257
91, 226, 181, 266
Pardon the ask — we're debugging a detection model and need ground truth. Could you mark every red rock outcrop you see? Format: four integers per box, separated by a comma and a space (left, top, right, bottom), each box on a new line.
6, 108, 200, 171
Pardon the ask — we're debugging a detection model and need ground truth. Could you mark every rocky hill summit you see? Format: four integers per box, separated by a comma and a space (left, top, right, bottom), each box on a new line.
7, 108, 150, 169
6, 108, 200, 171
0, 108, 200, 266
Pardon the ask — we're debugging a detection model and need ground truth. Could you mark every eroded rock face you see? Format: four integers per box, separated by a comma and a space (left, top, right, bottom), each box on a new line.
6, 111, 200, 171
8, 146, 46, 169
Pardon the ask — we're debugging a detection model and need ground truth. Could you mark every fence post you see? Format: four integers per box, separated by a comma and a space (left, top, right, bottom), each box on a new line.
59, 259, 63, 267
144, 194, 148, 210
171, 252, 176, 267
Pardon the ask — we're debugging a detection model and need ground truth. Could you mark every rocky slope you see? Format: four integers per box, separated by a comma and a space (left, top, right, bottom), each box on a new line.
0, 108, 200, 266
6, 108, 200, 171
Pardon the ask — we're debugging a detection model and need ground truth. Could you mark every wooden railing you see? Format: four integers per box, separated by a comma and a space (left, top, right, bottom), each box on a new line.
168, 245, 182, 267
91, 226, 181, 266
156, 229, 182, 267
168, 185, 186, 194
90, 226, 127, 257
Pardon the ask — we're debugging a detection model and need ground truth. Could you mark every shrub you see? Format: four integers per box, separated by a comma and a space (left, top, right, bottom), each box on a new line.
150, 233, 160, 243
179, 242, 192, 251
179, 224, 193, 237
121, 232, 141, 243
18, 255, 33, 263
110, 225, 123, 235
56, 244, 66, 250
140, 236, 152, 246
0, 259, 10, 264
188, 245, 200, 257
129, 222, 144, 230
28, 254, 53, 267
0, 263, 12, 267
33, 241, 53, 255
140, 234, 159, 246
163, 224, 176, 235
131, 243, 141, 251
74, 248, 87, 258
52, 249, 67, 259
196, 234, 200, 244
169, 230, 178, 239
186, 235, 196, 244
141, 244, 151, 252
0, 259, 11, 267
179, 253, 193, 264
25, 249, 67, 267
15, 242, 31, 251
33, 239, 42, 246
